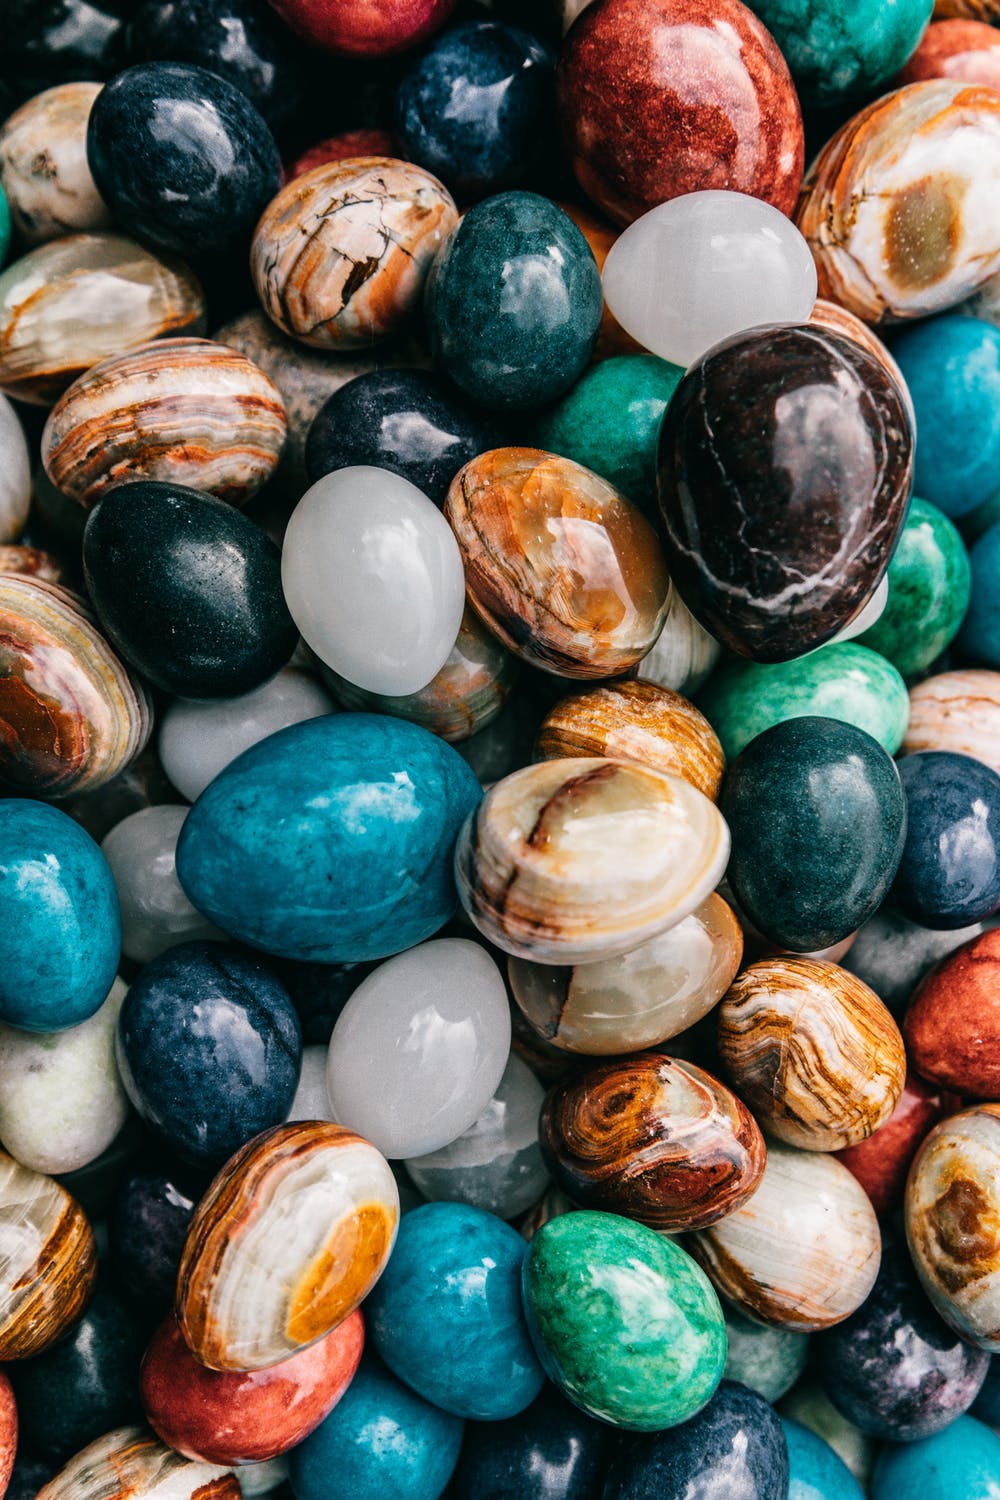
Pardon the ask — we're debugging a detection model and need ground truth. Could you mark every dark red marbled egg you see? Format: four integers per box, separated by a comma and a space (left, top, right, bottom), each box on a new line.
0, 1371, 16, 1499
836, 1074, 956, 1215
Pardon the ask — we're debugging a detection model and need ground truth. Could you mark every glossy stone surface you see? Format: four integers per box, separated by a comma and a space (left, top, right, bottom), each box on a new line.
425, 193, 602, 409
0, 396, 31, 543
306, 369, 506, 506
509, 893, 742, 1055
796, 81, 1000, 323
449, 1386, 610, 1500
556, 0, 803, 225
541, 1055, 763, 1231
721, 718, 907, 952
266, 0, 455, 56
87, 62, 281, 256
141, 1309, 363, 1465
0, 1150, 96, 1359
2, 0, 126, 87
326, 938, 510, 1159
639, 588, 720, 697
836, 1074, 953, 1214
0, 83, 110, 243
83, 480, 297, 699
117, 940, 301, 1166
0, 576, 152, 797
178, 1122, 398, 1372
283, 467, 465, 696
783, 1418, 865, 1500
657, 325, 912, 662
807, 297, 916, 429
35, 1427, 239, 1500
858, 498, 970, 675
751, 0, 933, 104
111, 1161, 201, 1309
688, 1142, 882, 1332
395, 19, 555, 198
603, 192, 817, 367
895, 752, 1000, 928
962, 522, 1000, 668
872, 1415, 1000, 1499
101, 808, 221, 963
724, 1308, 809, 1403
176, 714, 481, 962
367, 1202, 543, 1420
602, 1380, 789, 1500
905, 928, 1000, 1096
901, 18, 1000, 84
446, 449, 670, 678
522, 1210, 725, 1430
251, 158, 457, 350
456, 758, 730, 964
904, 669, 1000, 771
287, 1353, 463, 1500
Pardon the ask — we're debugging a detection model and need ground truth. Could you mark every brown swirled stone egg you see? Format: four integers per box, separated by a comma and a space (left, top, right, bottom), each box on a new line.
446, 448, 671, 679
904, 928, 1000, 1098
902, 669, 1000, 772
0, 576, 152, 797
0, 1149, 97, 1359
935, 0, 1000, 16
0, 546, 63, 583
0, 83, 111, 243
539, 1054, 765, 1231
796, 80, 1000, 324
906, 1104, 1000, 1351
36, 1427, 240, 1500
718, 957, 906, 1151
41, 338, 287, 509
250, 157, 457, 350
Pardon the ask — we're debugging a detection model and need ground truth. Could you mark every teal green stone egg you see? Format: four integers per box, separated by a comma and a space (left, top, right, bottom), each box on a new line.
521, 1209, 726, 1431
858, 499, 971, 677
0, 186, 9, 269
724, 1306, 809, 1403
747, 0, 933, 106
698, 642, 909, 762
534, 354, 683, 516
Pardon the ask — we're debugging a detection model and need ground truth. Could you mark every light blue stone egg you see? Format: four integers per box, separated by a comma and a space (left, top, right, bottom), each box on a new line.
783, 1417, 865, 1500
871, 1414, 1000, 1500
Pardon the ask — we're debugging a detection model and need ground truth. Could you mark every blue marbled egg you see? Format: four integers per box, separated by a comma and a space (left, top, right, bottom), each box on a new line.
175, 714, 482, 963
366, 1201, 545, 1421
783, 1418, 864, 1500
895, 752, 1000, 930
870, 1414, 1000, 1500
0, 799, 120, 1031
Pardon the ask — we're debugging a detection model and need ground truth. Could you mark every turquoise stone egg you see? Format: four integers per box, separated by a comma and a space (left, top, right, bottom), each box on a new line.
175, 714, 482, 963
0, 186, 9, 269
521, 1209, 726, 1431
783, 1418, 865, 1500
0, 799, 120, 1031
870, 1414, 1000, 1500
698, 642, 910, 762
748, 0, 933, 106
960, 521, 1000, 670
859, 498, 971, 677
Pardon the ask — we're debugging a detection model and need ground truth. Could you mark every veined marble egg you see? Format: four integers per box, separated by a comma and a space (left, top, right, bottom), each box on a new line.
902, 668, 1000, 771
36, 1427, 239, 1500
0, 1149, 97, 1359
0, 83, 111, 243
636, 588, 720, 696
0, 393, 33, 542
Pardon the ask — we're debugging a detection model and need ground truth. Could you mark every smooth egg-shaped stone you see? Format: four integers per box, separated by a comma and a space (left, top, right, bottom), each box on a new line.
116, 940, 302, 1167
36, 1427, 239, 1500
603, 191, 817, 368
0, 576, 152, 797
141, 1309, 363, 1465
42, 337, 286, 509
0, 1150, 97, 1359
0, 83, 111, 243
905, 928, 1000, 1096
536, 681, 724, 800
688, 1142, 881, 1332
0, 1373, 14, 1496
844, 902, 985, 1018
857, 497, 970, 675
0, 395, 31, 542
0, 800, 121, 1032
836, 1073, 952, 1214
522, 1209, 726, 1430
177, 1121, 398, 1372
251, 157, 457, 350
807, 297, 916, 429
657, 325, 912, 662
367, 1202, 544, 1420
870, 1414, 1000, 1500
962, 520, 1000, 667
446, 448, 670, 679
752, 0, 933, 105
724, 1309, 809, 1403
718, 958, 906, 1152
783, 1418, 865, 1500
102, 807, 222, 963
0, 233, 205, 405
110, 1161, 201, 1310
0, 545, 62, 582
455, 757, 730, 964
901, 17, 1000, 84
904, 668, 1000, 771
83, 480, 297, 699
699, 644, 909, 764
509, 891, 742, 1055
895, 752, 1000, 927
426, 192, 602, 409
796, 80, 1000, 323
176, 714, 481, 962
449, 1386, 611, 1500
282, 466, 466, 696
326, 938, 510, 1159
781, 1378, 875, 1491
638, 587, 720, 696
721, 717, 907, 952
540, 1054, 765, 1230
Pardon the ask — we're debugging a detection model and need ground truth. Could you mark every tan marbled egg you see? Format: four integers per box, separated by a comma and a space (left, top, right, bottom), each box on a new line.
536, 680, 724, 800
36, 1427, 239, 1500
0, 545, 63, 583
0, 233, 206, 405
905, 1104, 1000, 1351
41, 338, 287, 508
0, 83, 111, 243
687, 1140, 882, 1331
808, 299, 915, 430
796, 80, 1000, 323
455, 756, 731, 964
0, 575, 152, 797
718, 957, 906, 1152
0, 1149, 97, 1359
177, 1122, 398, 1373
509, 892, 743, 1054
251, 157, 457, 350
935, 0, 1000, 17
902, 668, 1000, 773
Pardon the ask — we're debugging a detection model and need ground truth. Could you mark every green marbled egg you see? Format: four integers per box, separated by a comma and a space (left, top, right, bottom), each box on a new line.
698, 642, 909, 762
723, 1305, 809, 1402
858, 498, 970, 677
521, 1209, 726, 1430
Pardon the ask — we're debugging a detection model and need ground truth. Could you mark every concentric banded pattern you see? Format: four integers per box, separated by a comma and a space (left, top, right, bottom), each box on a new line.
902, 668, 1000, 772
35, 1425, 239, 1500
0, 1149, 96, 1359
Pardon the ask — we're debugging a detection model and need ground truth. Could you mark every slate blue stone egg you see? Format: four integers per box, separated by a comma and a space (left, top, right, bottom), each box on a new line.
960, 521, 1000, 670
175, 714, 482, 963
366, 1201, 545, 1421
287, 1353, 464, 1500
870, 1414, 1000, 1500
0, 799, 120, 1032
895, 752, 1000, 930
449, 1386, 612, 1500
425, 191, 602, 410
782, 1418, 865, 1500
115, 940, 301, 1167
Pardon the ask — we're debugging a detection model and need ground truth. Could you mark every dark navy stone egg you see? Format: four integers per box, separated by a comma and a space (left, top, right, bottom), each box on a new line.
110, 1159, 205, 1309
895, 751, 1000, 930
450, 1385, 611, 1500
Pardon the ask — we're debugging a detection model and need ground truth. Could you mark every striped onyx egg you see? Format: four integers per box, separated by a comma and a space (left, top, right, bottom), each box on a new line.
0, 1149, 97, 1359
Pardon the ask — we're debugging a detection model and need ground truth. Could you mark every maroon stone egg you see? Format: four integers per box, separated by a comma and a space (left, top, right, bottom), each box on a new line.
0, 1372, 16, 1500
904, 927, 1000, 1098
836, 1074, 957, 1215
